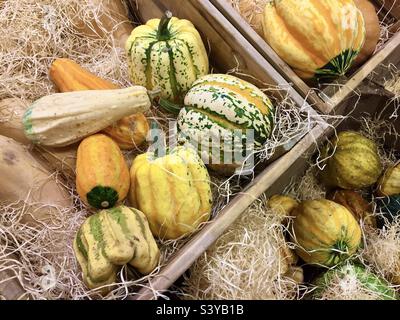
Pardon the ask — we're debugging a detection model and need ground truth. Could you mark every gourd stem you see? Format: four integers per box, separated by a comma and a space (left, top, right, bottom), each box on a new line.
157, 11, 173, 41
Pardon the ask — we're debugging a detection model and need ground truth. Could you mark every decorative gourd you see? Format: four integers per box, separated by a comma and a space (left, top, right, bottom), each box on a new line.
126, 12, 209, 105
129, 146, 212, 239
73, 206, 160, 291
76, 134, 130, 209
177, 74, 274, 175
49, 58, 149, 150
0, 98, 77, 179
0, 136, 71, 226
262, 0, 366, 79
352, 0, 380, 67
292, 199, 362, 266
327, 189, 376, 228
267, 194, 299, 223
312, 263, 397, 300
23, 86, 151, 147
320, 131, 382, 190
377, 162, 400, 196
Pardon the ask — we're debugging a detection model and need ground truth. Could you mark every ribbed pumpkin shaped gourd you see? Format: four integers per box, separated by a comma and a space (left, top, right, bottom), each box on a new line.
177, 74, 274, 175
377, 162, 400, 197
262, 0, 366, 79
23, 86, 150, 147
312, 263, 397, 300
73, 206, 160, 291
49, 58, 149, 150
320, 131, 382, 190
126, 12, 209, 105
292, 199, 362, 267
129, 146, 212, 239
76, 134, 130, 209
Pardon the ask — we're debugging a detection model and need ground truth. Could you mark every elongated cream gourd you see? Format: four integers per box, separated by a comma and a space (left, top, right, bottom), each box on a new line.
23, 86, 151, 147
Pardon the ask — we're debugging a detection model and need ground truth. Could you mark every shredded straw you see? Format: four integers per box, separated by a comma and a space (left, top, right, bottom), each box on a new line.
179, 195, 308, 300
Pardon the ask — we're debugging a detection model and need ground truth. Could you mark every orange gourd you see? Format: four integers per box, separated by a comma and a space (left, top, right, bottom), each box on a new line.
49, 58, 149, 150
352, 0, 380, 67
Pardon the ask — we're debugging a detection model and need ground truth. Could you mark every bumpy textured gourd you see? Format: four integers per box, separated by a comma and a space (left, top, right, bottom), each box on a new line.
377, 162, 400, 196
320, 131, 382, 189
73, 206, 160, 292
23, 86, 151, 147
126, 12, 209, 106
129, 146, 213, 239
177, 74, 274, 175
49, 58, 149, 150
312, 263, 397, 300
292, 199, 361, 267
327, 189, 376, 228
76, 134, 130, 209
262, 0, 366, 79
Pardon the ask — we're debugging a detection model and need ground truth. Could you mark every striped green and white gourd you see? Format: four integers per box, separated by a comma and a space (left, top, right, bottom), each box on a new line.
177, 74, 275, 174
125, 12, 209, 109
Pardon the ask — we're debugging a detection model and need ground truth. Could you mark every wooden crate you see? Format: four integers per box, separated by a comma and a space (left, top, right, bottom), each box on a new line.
211, 0, 400, 114
122, 0, 334, 299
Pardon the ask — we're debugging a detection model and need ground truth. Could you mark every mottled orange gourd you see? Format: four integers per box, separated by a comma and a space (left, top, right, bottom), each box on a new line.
50, 58, 149, 149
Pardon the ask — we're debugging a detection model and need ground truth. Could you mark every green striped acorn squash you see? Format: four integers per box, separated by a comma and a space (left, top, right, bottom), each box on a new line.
125, 12, 209, 110
292, 199, 362, 267
262, 0, 366, 80
176, 74, 275, 175
73, 205, 160, 292
312, 263, 397, 300
320, 131, 382, 190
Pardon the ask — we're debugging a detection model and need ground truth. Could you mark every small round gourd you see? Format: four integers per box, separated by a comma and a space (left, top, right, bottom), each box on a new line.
292, 199, 362, 267
320, 131, 382, 190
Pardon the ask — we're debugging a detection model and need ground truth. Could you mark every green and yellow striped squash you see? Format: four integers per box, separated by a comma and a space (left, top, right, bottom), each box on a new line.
129, 146, 212, 240
73, 206, 160, 292
262, 0, 366, 79
177, 74, 274, 175
76, 134, 130, 209
320, 131, 382, 189
125, 12, 209, 107
292, 199, 362, 267
377, 161, 400, 196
